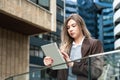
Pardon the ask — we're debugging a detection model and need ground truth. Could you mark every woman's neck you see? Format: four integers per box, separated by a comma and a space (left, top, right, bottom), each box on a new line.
74, 35, 84, 44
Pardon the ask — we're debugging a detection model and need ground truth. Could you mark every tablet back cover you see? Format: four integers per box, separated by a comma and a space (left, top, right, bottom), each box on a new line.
41, 42, 68, 70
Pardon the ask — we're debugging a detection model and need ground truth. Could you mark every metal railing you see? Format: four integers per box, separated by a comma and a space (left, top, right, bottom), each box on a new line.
5, 50, 120, 80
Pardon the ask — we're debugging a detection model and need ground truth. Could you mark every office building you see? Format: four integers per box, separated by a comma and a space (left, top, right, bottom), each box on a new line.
113, 0, 120, 49
65, 0, 77, 17
29, 0, 65, 79
94, 0, 114, 52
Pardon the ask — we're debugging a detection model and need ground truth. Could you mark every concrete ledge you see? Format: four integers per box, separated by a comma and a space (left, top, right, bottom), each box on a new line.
0, 0, 56, 35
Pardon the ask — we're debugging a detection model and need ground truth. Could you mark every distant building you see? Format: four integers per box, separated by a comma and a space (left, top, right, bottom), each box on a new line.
29, 0, 65, 79
65, 0, 77, 17
94, 0, 114, 52
113, 0, 120, 49
77, 0, 98, 38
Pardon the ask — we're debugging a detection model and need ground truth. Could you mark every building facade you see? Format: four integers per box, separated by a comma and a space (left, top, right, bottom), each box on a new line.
77, 0, 99, 38
94, 0, 114, 52
65, 0, 77, 18
0, 0, 56, 80
29, 0, 64, 80
113, 0, 120, 49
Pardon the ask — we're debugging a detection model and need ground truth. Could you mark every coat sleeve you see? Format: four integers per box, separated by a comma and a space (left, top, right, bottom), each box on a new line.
72, 39, 104, 79
46, 68, 58, 78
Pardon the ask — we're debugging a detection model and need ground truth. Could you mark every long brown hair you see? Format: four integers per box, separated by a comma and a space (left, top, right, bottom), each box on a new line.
60, 13, 91, 54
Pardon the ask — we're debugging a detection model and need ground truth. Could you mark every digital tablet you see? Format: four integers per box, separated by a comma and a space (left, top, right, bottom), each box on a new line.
41, 42, 68, 70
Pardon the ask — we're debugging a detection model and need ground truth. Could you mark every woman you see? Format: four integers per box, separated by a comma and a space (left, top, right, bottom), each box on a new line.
44, 13, 104, 80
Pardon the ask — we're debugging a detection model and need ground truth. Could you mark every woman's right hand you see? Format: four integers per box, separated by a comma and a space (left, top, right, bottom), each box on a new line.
43, 56, 54, 66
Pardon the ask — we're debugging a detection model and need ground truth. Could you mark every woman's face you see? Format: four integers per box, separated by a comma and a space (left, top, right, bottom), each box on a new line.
67, 19, 83, 40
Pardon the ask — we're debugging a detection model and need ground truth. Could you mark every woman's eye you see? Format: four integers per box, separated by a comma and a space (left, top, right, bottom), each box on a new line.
72, 25, 76, 27
72, 24, 76, 27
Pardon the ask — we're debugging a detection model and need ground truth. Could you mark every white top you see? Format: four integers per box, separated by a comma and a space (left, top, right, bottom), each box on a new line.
67, 36, 85, 80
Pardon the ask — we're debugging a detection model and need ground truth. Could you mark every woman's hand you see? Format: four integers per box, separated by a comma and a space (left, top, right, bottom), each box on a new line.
61, 51, 74, 67
43, 56, 54, 66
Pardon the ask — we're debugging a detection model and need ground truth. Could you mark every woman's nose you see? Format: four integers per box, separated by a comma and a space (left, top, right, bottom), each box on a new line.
69, 27, 73, 31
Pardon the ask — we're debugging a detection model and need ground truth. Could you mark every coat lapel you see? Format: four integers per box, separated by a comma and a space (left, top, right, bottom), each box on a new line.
81, 38, 90, 57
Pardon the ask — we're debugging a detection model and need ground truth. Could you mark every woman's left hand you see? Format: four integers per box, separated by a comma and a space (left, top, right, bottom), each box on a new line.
61, 51, 74, 67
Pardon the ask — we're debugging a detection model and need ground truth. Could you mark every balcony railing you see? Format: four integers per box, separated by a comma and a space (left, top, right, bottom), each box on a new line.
5, 50, 120, 80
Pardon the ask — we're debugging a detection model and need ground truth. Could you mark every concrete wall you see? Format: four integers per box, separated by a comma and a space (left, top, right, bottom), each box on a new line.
0, 27, 29, 80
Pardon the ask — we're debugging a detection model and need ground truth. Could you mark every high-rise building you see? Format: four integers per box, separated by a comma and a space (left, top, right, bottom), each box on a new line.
94, 0, 114, 52
65, 0, 77, 17
77, 0, 98, 38
113, 0, 120, 50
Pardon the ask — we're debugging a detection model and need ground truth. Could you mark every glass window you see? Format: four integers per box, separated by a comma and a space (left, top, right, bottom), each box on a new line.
30, 46, 35, 56
57, 22, 63, 30
38, 0, 50, 10
100, 0, 113, 3
29, 0, 50, 10
30, 45, 44, 58
30, 0, 37, 3
43, 33, 51, 41
57, 6, 64, 16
